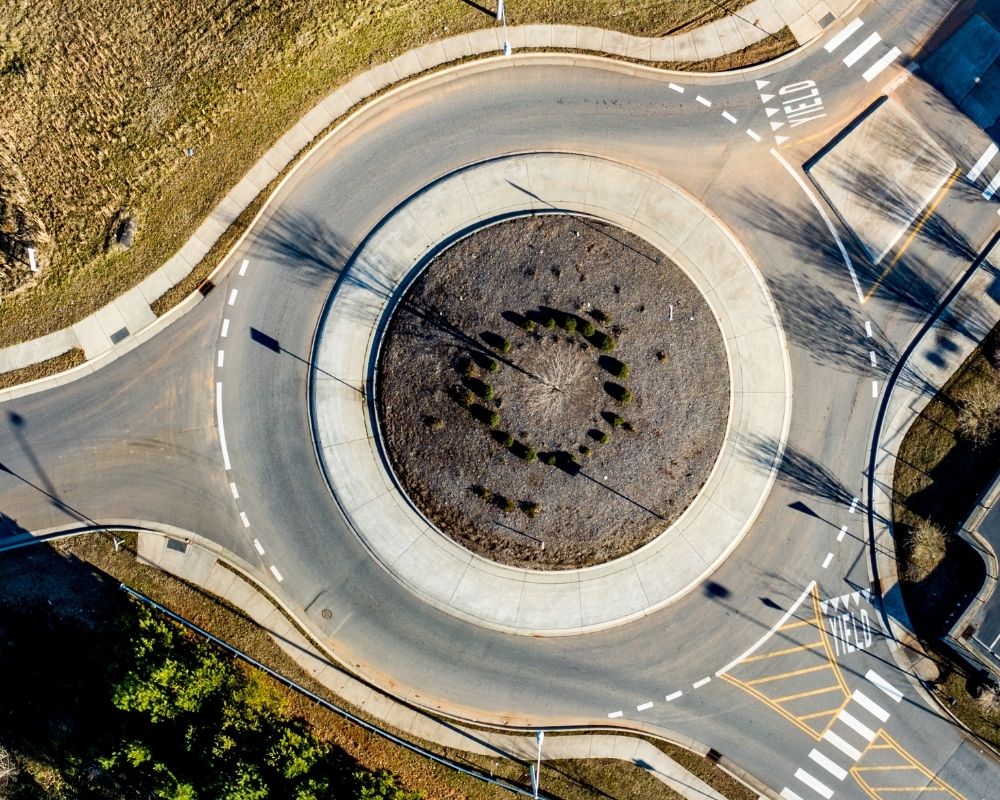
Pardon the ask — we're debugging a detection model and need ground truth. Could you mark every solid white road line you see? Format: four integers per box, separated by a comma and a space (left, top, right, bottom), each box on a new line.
239, 258, 249, 276
270, 565, 284, 582
253, 538, 265, 555
228, 288, 238, 306
843, 32, 881, 67
863, 46, 901, 82
795, 768, 833, 799
837, 525, 847, 542
240, 511, 250, 528
838, 709, 876, 742
746, 129, 762, 142
221, 318, 230, 338
968, 143, 998, 182
984, 169, 1000, 200
215, 381, 231, 471
823, 729, 862, 761
666, 690, 683, 701
608, 710, 623, 718
696, 95, 712, 107
669, 83, 684, 93
229, 481, 239, 499
217, 350, 225, 368
771, 149, 865, 302
693, 677, 711, 689
824, 18, 864, 52
780, 788, 806, 800
822, 552, 834, 569
809, 749, 848, 781
637, 701, 654, 711
852, 689, 890, 722
722, 111, 737, 123
717, 581, 816, 675
866, 669, 904, 702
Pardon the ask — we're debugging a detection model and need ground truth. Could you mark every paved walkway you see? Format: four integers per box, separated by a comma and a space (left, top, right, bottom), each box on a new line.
133, 527, 738, 800
312, 152, 791, 636
0, 0, 861, 393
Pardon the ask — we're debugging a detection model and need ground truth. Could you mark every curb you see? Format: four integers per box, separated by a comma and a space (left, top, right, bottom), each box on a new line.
0, 2, 863, 394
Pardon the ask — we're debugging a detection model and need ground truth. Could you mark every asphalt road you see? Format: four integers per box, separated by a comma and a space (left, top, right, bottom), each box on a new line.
4, 1, 1000, 797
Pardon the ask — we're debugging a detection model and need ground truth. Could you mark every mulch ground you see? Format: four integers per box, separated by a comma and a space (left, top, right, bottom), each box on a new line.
376, 214, 729, 569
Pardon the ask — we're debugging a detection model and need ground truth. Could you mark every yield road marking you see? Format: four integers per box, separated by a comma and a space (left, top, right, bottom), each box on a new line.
862, 47, 901, 82
843, 32, 881, 67
824, 18, 864, 52
969, 143, 998, 182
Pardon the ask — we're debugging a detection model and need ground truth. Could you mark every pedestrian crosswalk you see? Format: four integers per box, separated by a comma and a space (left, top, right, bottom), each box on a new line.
824, 17, 901, 83
967, 141, 1000, 200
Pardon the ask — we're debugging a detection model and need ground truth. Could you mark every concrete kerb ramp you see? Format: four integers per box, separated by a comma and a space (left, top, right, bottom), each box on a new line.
310, 152, 792, 636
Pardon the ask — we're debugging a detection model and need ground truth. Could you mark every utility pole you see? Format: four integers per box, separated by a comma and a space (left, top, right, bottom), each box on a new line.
529, 730, 544, 798
499, 0, 511, 56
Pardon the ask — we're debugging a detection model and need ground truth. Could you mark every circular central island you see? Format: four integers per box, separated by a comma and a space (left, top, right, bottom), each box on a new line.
376, 214, 729, 569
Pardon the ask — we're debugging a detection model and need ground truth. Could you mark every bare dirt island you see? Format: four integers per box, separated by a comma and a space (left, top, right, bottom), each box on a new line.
376, 214, 730, 569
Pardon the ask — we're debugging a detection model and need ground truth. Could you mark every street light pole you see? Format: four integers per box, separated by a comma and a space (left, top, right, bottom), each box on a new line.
530, 730, 544, 798
496, 0, 504, 21
498, 0, 511, 55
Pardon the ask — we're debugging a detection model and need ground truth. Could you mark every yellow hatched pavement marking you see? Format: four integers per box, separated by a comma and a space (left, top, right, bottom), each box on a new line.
851, 731, 966, 800
720, 587, 851, 738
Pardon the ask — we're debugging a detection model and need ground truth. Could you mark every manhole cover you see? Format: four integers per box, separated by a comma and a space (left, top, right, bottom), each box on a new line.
321, 608, 333, 620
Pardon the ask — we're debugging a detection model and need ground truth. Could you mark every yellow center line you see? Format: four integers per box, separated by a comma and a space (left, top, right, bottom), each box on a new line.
862, 168, 960, 303
740, 641, 825, 663
745, 664, 831, 685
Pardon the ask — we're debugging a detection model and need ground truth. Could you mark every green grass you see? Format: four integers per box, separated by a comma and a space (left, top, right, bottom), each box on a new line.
0, 0, 762, 349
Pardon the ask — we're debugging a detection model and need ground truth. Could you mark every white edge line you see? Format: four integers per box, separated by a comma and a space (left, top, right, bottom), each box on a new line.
770, 149, 865, 302
666, 690, 683, 701
215, 381, 231, 471
717, 580, 816, 676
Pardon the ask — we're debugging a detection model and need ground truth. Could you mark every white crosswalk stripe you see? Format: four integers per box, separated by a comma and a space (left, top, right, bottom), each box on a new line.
809, 749, 848, 781
863, 46, 901, 81
844, 32, 882, 67
824, 18, 864, 52
969, 143, 998, 182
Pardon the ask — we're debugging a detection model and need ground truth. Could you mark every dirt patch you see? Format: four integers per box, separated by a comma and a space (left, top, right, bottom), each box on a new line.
376, 214, 729, 569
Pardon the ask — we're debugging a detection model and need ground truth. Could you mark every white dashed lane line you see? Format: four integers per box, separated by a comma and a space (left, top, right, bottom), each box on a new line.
607, 710, 623, 719
696, 95, 711, 107
868, 350, 877, 367
217, 350, 225, 368
668, 82, 684, 93
848, 497, 859, 514
837, 524, 847, 542
228, 288, 238, 306
822, 552, 834, 569
636, 701, 654, 711
864, 320, 873, 337
270, 565, 284, 582
693, 676, 711, 689
221, 318, 230, 338
666, 690, 683, 701
240, 511, 251, 528
871, 380, 879, 398
239, 258, 249, 276
253, 539, 266, 555
746, 129, 762, 142
229, 482, 240, 499
722, 111, 737, 124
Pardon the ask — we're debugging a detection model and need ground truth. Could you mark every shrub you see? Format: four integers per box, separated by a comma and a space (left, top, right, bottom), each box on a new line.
543, 454, 557, 465
456, 388, 474, 408
523, 447, 537, 463
471, 485, 491, 502
623, 421, 635, 433
610, 414, 624, 429
593, 309, 611, 324
462, 361, 479, 378
522, 319, 537, 333
523, 501, 541, 518
502, 433, 514, 448
580, 446, 592, 457
620, 388, 633, 405
499, 337, 512, 354
488, 411, 500, 428
503, 498, 516, 513
617, 362, 630, 380
581, 321, 595, 337
483, 385, 495, 401
563, 316, 577, 333
904, 520, 948, 582
957, 373, 1000, 446
599, 334, 616, 352
424, 416, 445, 431
486, 358, 500, 373
543, 317, 556, 330
598, 432, 610, 444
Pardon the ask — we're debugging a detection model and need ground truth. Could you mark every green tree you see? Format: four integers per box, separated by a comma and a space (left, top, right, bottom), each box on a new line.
355, 769, 424, 799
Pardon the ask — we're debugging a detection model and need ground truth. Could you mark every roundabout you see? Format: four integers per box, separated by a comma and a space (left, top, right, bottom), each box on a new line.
311, 152, 791, 634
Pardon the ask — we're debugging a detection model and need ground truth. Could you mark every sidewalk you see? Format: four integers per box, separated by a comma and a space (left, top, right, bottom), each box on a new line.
134, 528, 739, 800
0, 0, 860, 392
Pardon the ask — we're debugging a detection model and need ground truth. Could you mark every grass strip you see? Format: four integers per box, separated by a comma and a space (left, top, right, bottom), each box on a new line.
0, 348, 85, 390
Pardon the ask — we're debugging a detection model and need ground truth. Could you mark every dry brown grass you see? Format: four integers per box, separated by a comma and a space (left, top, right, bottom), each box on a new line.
0, 347, 84, 389
0, 0, 760, 348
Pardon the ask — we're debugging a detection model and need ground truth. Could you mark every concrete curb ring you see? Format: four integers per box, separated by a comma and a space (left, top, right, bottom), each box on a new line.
310, 152, 792, 636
